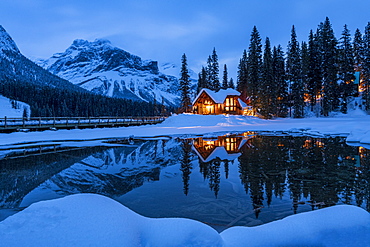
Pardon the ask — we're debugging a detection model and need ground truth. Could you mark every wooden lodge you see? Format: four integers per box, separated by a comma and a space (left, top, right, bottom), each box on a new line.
192, 88, 253, 115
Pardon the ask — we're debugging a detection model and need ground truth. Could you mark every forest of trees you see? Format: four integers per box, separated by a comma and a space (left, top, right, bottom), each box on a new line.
181, 17, 370, 119
0, 77, 159, 117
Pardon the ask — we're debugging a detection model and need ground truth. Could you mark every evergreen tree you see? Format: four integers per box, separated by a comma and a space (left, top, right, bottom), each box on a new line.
237, 49, 248, 94
338, 25, 356, 113
301, 41, 310, 111
363, 22, 370, 111
247, 26, 263, 111
353, 28, 364, 73
286, 25, 304, 118
206, 48, 220, 91
206, 55, 213, 89
306, 30, 322, 112
317, 17, 338, 116
228, 77, 235, 89
222, 64, 228, 89
211, 48, 220, 91
273, 45, 288, 117
179, 53, 191, 112
197, 66, 208, 93
353, 28, 365, 109
260, 37, 274, 118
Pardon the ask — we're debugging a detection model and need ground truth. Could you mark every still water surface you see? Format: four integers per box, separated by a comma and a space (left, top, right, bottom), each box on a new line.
0, 133, 369, 232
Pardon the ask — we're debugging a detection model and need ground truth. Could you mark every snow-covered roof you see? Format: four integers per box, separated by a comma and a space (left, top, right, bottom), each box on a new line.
192, 88, 241, 105
238, 98, 248, 109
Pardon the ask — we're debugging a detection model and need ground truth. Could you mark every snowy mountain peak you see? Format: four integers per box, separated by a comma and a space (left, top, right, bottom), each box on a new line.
42, 38, 160, 75
0, 25, 19, 53
36, 38, 191, 106
71, 38, 113, 50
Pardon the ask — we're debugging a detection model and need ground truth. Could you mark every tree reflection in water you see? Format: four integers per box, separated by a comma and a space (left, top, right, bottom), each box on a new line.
189, 134, 370, 217
0, 134, 369, 229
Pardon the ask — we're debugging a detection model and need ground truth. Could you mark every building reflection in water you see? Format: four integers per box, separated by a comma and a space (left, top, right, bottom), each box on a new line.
192, 134, 252, 163
188, 134, 253, 198
184, 133, 370, 218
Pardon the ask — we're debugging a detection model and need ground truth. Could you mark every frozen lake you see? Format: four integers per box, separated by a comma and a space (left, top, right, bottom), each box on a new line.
0, 132, 369, 232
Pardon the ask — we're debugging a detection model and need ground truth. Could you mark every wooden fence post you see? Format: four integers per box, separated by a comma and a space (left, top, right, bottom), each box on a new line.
4, 116, 7, 128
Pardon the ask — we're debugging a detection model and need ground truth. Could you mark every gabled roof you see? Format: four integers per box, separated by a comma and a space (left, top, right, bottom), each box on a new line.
192, 88, 241, 105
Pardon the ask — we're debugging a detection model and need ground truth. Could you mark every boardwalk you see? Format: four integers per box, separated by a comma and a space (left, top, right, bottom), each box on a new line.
0, 116, 166, 133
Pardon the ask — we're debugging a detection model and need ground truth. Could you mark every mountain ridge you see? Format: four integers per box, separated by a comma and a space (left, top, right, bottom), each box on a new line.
0, 25, 157, 117
36, 39, 196, 106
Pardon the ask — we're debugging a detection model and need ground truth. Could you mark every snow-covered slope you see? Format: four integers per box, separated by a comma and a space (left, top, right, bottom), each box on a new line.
160, 62, 198, 80
0, 95, 30, 118
0, 25, 19, 54
0, 25, 88, 92
37, 39, 195, 106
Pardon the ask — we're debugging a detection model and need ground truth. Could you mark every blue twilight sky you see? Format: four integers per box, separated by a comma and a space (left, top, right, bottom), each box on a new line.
1, 0, 370, 78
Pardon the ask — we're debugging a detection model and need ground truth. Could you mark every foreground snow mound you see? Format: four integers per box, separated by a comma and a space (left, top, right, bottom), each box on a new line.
0, 194, 223, 247
0, 194, 369, 247
221, 205, 370, 247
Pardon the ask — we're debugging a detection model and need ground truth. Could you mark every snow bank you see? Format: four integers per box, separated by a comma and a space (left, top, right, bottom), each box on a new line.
221, 205, 370, 247
0, 194, 369, 247
0, 194, 222, 247
0, 95, 30, 118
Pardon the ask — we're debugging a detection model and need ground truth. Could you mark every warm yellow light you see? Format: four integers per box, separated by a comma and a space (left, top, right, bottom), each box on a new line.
303, 139, 312, 149
315, 141, 324, 147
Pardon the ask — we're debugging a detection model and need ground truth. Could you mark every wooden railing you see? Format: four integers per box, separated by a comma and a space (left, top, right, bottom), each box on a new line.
0, 116, 166, 132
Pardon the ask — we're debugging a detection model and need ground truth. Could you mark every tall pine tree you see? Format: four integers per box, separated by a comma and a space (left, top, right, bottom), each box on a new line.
353, 28, 364, 73
317, 17, 338, 116
197, 66, 208, 93
179, 53, 191, 112
260, 37, 274, 118
229, 77, 235, 89
222, 64, 228, 89
306, 29, 322, 113
247, 26, 263, 111
338, 24, 356, 113
273, 45, 288, 117
286, 25, 304, 118
206, 48, 220, 91
237, 49, 248, 95
301, 41, 310, 112
363, 22, 370, 111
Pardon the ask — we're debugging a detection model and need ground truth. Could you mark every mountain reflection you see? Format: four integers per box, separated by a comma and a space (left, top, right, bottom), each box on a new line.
0, 134, 369, 227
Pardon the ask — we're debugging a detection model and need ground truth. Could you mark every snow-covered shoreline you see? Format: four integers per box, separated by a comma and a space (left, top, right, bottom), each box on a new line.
0, 194, 369, 247
1, 113, 370, 148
